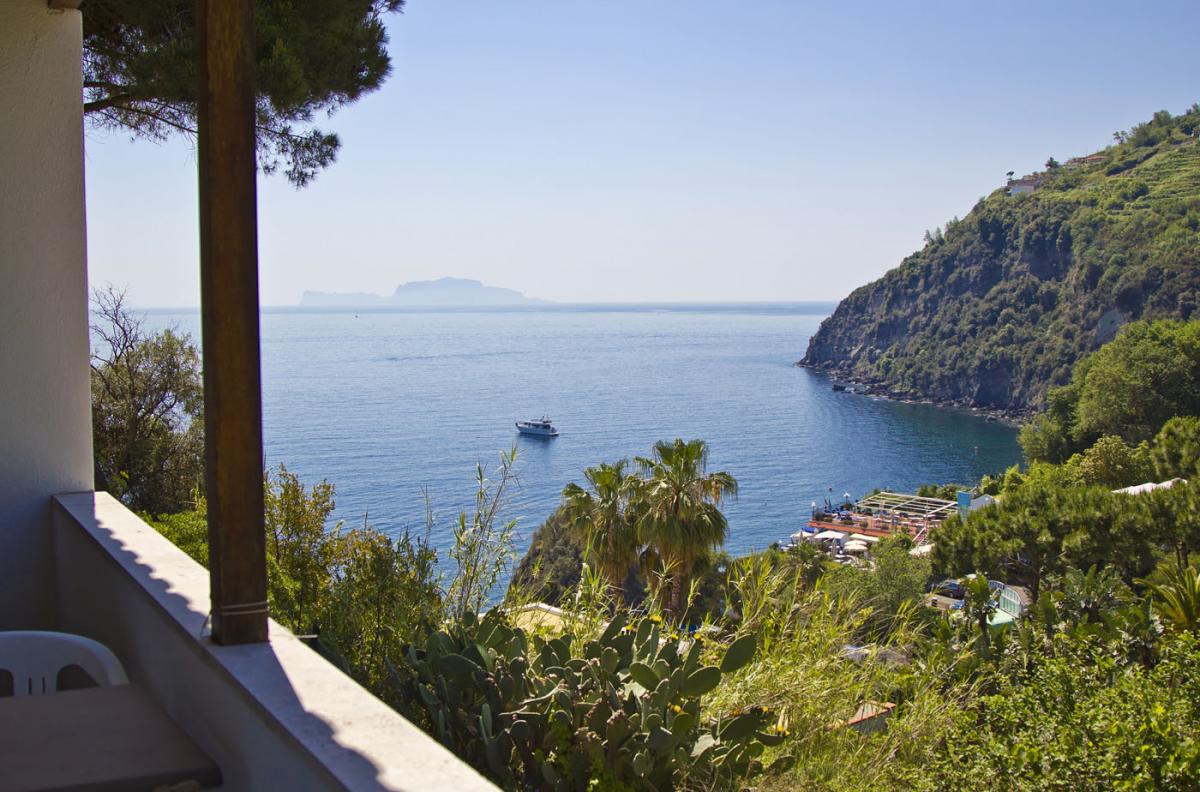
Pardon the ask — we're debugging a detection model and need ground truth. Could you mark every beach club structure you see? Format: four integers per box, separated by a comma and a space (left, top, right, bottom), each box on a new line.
797, 491, 958, 550
1, 3, 493, 789
794, 491, 1031, 628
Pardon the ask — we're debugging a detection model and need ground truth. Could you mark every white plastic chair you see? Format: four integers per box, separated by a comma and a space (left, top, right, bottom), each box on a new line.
0, 631, 129, 696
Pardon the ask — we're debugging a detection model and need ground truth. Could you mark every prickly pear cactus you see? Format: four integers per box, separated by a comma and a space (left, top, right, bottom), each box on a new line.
391, 609, 788, 790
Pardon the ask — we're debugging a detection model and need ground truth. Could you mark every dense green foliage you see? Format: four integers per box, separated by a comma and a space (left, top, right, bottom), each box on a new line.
515, 439, 737, 615
1141, 565, 1200, 634
803, 106, 1200, 411
150, 466, 444, 698
915, 482, 969, 501
84, 0, 405, 186
634, 440, 739, 613
939, 320, 1200, 599
851, 318, 1200, 787
560, 461, 640, 599
91, 287, 204, 515
1020, 319, 1200, 462
931, 477, 1185, 599
393, 610, 784, 790
939, 468, 1197, 608
510, 507, 585, 606
150, 452, 521, 704
822, 536, 931, 640
1153, 416, 1200, 480
892, 631, 1200, 790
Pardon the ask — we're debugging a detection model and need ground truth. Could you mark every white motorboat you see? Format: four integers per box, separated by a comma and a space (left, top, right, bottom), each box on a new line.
515, 416, 559, 437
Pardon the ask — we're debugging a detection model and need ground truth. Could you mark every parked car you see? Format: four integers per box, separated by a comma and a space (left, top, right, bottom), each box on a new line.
929, 578, 965, 599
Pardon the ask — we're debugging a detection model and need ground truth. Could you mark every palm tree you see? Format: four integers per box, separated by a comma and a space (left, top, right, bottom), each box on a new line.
633, 439, 737, 614
1138, 565, 1200, 634
561, 460, 638, 600
1056, 565, 1128, 627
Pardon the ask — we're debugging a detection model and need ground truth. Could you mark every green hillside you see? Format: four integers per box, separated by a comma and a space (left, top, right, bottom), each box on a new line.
801, 106, 1200, 413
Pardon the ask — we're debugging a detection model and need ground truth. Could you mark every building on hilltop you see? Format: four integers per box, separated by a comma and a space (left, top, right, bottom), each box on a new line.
1006, 175, 1042, 195
1065, 153, 1107, 168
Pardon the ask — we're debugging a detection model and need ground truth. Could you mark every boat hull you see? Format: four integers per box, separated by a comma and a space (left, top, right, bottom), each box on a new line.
515, 423, 558, 437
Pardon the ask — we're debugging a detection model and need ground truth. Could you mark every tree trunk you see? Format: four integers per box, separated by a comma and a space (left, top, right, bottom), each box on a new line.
670, 570, 687, 616
605, 563, 626, 605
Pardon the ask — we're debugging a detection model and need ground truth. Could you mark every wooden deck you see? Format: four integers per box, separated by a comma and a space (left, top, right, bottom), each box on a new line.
807, 518, 918, 539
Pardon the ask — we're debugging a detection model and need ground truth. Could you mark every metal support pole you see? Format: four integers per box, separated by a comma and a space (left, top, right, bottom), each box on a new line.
197, 0, 268, 644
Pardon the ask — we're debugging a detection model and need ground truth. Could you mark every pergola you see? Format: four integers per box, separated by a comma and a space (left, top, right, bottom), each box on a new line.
853, 492, 957, 522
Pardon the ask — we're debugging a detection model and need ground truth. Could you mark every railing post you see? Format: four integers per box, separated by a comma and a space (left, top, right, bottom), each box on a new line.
196, 0, 268, 644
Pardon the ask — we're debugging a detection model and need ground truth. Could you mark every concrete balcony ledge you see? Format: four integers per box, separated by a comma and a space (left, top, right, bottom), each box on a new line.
52, 491, 496, 792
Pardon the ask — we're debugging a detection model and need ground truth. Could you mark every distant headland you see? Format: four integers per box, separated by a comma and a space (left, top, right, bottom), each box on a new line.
299, 277, 548, 307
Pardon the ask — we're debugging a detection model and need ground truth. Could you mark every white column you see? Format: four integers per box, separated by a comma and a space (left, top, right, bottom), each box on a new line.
0, 1, 92, 628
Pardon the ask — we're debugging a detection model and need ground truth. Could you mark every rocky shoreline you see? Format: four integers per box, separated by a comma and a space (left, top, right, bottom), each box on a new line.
794, 361, 1030, 427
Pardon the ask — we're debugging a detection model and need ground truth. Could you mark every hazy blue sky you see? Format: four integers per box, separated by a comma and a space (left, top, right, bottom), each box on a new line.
86, 0, 1200, 307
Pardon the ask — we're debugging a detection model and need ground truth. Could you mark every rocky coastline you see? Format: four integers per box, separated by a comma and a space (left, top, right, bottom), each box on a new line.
794, 360, 1030, 427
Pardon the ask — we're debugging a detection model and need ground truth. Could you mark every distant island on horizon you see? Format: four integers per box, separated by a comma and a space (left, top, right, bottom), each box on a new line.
297, 279, 839, 311
299, 277, 548, 307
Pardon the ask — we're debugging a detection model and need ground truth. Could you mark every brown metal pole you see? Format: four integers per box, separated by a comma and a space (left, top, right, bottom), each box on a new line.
197, 0, 268, 644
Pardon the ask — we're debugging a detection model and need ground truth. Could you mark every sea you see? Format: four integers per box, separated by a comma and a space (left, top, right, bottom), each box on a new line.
145, 304, 1022, 566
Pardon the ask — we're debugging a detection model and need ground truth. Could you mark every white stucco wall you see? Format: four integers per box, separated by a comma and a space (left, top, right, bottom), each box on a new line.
0, 2, 92, 628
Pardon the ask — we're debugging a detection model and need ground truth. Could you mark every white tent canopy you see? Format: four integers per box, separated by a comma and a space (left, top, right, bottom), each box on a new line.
1113, 478, 1187, 496
812, 530, 846, 541
845, 533, 880, 543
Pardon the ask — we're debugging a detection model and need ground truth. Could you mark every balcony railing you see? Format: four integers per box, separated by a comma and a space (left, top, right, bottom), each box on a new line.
50, 490, 496, 791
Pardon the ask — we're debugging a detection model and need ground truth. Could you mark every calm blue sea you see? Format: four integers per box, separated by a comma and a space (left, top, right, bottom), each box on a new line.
146, 304, 1021, 564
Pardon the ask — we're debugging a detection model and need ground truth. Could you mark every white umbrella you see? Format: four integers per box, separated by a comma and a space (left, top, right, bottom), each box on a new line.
844, 540, 869, 554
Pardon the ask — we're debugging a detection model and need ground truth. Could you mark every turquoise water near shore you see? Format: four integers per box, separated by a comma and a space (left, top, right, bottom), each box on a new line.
147, 304, 1021, 563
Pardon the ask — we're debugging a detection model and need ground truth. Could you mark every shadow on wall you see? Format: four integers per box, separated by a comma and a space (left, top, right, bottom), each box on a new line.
50, 492, 489, 791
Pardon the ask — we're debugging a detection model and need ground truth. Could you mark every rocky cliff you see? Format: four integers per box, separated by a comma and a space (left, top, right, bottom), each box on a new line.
801, 107, 1200, 414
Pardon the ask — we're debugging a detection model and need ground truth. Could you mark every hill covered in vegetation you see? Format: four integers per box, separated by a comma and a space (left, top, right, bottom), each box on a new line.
801, 106, 1200, 413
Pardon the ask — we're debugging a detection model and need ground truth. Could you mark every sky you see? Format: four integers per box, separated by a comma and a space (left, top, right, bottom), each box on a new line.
85, 0, 1200, 308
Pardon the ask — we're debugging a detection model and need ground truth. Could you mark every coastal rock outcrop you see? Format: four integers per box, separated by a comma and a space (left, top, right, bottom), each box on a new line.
801, 107, 1200, 414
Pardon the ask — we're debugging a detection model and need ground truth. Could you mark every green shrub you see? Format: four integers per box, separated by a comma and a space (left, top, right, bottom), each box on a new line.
893, 632, 1200, 791
393, 610, 786, 791
1152, 416, 1200, 479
